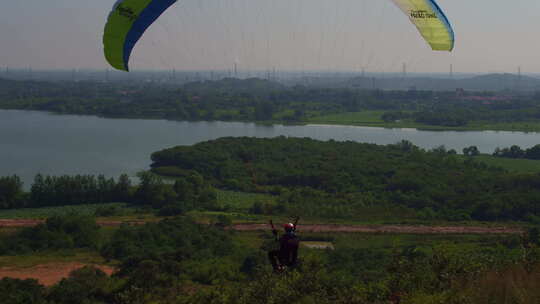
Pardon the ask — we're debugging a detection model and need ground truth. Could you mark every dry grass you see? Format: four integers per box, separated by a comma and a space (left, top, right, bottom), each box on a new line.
459, 264, 540, 304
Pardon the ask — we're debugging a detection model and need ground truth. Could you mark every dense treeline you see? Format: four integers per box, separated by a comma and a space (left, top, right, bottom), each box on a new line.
152, 137, 540, 222
4, 78, 540, 127
134, 171, 219, 215
0, 174, 131, 209
30, 174, 131, 207
0, 172, 218, 215
494, 144, 540, 160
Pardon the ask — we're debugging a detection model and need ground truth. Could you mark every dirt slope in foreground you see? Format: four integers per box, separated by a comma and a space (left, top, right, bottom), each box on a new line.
0, 262, 114, 286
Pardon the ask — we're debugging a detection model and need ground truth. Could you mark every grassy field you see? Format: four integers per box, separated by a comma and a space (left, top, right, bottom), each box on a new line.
329, 232, 512, 250
306, 111, 540, 132
462, 154, 540, 173
231, 229, 517, 259
306, 111, 469, 130
307, 111, 387, 125
187, 208, 523, 229
188, 209, 424, 226
467, 121, 540, 132
188, 210, 267, 224
216, 190, 277, 211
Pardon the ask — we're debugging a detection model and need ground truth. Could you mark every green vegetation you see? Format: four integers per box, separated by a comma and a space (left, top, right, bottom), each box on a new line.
0, 174, 132, 209
1, 277, 46, 304
30, 174, 131, 208
307, 111, 387, 125
0, 249, 107, 268
468, 121, 540, 132
0, 171, 221, 220
493, 143, 540, 160
0, 214, 539, 303
5, 135, 540, 302
216, 189, 277, 211
0, 203, 130, 219
464, 155, 540, 173
449, 145, 540, 174
151, 137, 540, 222
5, 78, 540, 131
0, 216, 100, 255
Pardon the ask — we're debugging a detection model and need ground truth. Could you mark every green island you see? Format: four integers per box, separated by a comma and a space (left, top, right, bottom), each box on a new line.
1, 137, 540, 303
4, 77, 540, 132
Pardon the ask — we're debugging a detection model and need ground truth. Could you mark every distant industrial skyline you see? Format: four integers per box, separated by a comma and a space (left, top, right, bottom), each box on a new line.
2, 0, 540, 73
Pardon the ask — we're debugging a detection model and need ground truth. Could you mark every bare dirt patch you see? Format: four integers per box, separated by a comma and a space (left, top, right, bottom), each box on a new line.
0, 219, 44, 227
0, 262, 114, 286
302, 241, 335, 250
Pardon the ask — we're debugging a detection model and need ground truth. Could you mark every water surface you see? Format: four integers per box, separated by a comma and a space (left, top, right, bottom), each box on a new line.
2, 110, 540, 186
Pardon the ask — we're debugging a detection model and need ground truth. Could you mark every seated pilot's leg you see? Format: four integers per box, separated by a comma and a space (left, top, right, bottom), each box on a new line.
268, 250, 280, 270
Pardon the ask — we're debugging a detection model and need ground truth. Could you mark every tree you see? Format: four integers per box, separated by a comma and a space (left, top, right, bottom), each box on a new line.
134, 171, 167, 206
0, 175, 25, 209
0, 278, 46, 304
463, 146, 479, 156
214, 215, 232, 228
0, 216, 100, 254
198, 188, 218, 210
509, 145, 525, 158
30, 174, 45, 207
114, 174, 132, 202
526, 144, 540, 160
47, 266, 112, 304
254, 102, 275, 121
394, 140, 417, 152
431, 145, 447, 155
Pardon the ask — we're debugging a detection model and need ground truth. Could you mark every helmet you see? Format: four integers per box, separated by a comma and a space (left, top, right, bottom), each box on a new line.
283, 223, 294, 231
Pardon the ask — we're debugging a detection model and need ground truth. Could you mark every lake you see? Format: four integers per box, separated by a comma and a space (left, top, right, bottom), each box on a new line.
2, 109, 540, 186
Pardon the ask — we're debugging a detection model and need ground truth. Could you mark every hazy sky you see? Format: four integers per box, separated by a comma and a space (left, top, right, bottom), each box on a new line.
2, 0, 540, 73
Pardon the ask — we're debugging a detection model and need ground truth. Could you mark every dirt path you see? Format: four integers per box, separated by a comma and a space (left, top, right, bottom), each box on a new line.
232, 223, 524, 234
0, 262, 114, 286
0, 219, 524, 234
0, 219, 44, 227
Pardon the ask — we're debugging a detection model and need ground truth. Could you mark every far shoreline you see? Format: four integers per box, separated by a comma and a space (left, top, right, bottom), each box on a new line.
4, 108, 540, 134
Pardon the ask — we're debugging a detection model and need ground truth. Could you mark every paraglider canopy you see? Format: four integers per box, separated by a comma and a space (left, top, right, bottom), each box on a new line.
390, 0, 454, 51
102, 0, 454, 71
103, 0, 178, 71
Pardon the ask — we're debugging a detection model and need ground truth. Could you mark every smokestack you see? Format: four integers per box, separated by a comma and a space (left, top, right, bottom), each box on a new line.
517, 66, 522, 91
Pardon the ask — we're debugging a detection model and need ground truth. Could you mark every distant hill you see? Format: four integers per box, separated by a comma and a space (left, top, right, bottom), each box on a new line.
346, 73, 540, 91
2, 73, 540, 92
